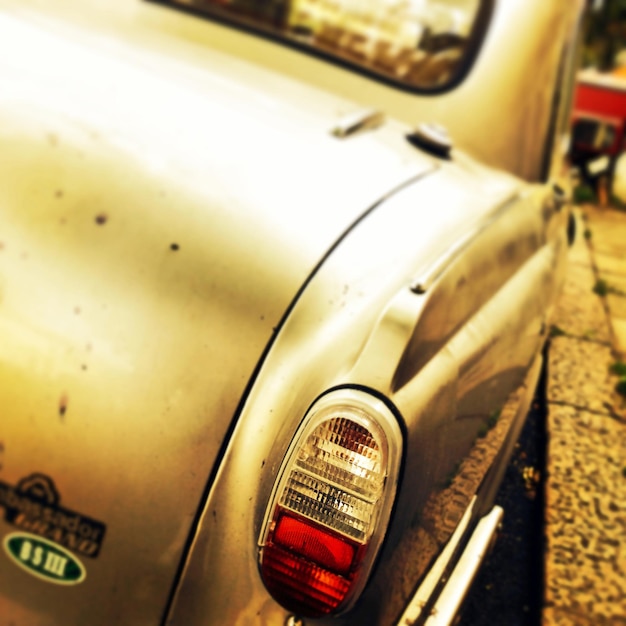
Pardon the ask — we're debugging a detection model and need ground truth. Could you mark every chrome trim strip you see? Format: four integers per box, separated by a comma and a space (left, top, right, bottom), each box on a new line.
396, 497, 476, 626
397, 503, 503, 626
425, 505, 503, 626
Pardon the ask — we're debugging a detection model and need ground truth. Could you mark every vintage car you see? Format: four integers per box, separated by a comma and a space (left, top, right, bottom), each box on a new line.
0, 0, 583, 625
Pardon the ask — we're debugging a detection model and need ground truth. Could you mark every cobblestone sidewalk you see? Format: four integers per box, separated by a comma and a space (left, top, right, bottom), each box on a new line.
543, 207, 626, 626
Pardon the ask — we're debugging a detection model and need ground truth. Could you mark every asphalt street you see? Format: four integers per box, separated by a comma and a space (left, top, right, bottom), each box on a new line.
458, 372, 547, 626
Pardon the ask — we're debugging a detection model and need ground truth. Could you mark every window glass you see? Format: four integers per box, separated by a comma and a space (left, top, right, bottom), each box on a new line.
168, 0, 486, 90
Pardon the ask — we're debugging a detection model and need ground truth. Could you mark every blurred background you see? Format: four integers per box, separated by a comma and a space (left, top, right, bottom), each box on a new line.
583, 0, 626, 71
572, 0, 626, 206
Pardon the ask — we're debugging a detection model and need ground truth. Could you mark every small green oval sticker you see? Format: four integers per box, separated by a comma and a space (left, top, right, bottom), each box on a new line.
3, 532, 86, 585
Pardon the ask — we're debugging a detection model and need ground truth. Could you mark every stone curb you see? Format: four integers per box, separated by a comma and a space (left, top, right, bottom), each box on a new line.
542, 208, 626, 626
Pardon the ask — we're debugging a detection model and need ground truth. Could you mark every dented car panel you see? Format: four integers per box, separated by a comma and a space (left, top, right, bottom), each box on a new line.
0, 1, 582, 625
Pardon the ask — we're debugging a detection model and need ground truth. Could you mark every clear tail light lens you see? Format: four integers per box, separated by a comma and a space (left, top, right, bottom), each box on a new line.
259, 389, 403, 617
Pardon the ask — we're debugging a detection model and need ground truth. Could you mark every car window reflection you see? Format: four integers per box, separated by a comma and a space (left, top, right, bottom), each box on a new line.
169, 0, 484, 89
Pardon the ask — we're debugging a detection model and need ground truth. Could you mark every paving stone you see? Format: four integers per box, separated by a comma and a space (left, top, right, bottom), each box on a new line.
544, 403, 626, 625
544, 207, 626, 626
553, 262, 611, 343
585, 208, 626, 257
605, 290, 626, 315
544, 606, 626, 626
605, 284, 626, 361
542, 606, 573, 626
595, 252, 626, 277
609, 317, 626, 360
591, 231, 626, 258
552, 213, 612, 342
547, 337, 615, 412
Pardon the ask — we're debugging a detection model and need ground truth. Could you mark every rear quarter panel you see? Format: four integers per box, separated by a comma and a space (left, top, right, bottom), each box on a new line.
165, 166, 569, 625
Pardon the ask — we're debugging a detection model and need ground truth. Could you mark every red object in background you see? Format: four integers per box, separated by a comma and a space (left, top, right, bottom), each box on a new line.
576, 73, 626, 119
571, 70, 626, 161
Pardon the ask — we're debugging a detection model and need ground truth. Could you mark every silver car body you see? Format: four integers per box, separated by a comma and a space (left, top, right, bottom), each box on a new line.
0, 1, 582, 625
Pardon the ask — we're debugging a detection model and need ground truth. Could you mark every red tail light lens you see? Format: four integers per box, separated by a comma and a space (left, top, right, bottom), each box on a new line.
259, 389, 402, 617
273, 512, 357, 575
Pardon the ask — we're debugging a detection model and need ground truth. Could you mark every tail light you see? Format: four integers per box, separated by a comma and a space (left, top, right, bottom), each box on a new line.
259, 388, 403, 617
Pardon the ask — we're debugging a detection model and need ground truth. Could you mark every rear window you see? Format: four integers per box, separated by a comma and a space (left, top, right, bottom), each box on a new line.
164, 0, 490, 91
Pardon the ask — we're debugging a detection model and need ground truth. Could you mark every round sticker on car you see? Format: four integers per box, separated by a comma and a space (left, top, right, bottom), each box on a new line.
3, 532, 86, 585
